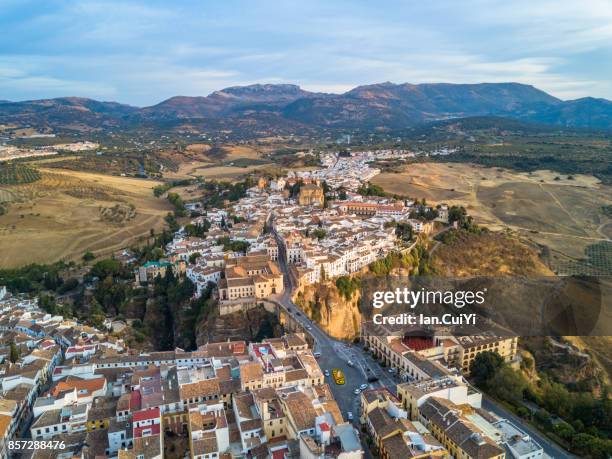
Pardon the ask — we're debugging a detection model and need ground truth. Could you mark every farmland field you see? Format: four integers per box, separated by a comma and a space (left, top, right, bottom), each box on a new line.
0, 163, 41, 185
0, 168, 172, 267
372, 162, 612, 274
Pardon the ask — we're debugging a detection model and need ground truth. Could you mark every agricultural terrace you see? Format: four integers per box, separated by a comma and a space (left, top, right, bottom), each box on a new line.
0, 163, 41, 185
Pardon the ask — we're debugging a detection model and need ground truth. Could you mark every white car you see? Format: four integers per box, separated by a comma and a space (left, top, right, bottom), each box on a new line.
359, 383, 368, 391
353, 388, 360, 395
306, 325, 312, 330
324, 369, 330, 376
347, 411, 353, 420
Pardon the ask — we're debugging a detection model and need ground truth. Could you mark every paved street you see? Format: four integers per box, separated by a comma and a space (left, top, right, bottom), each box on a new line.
271, 229, 397, 419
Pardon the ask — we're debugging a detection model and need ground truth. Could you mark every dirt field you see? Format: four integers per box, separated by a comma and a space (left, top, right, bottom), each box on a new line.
372, 163, 612, 264
164, 162, 272, 182
0, 168, 171, 267
221, 144, 269, 160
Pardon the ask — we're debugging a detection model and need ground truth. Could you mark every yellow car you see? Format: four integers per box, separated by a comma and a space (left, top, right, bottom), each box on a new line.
332, 368, 345, 385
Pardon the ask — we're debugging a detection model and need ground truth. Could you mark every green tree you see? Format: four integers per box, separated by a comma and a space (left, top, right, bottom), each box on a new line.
395, 223, 413, 243
489, 366, 528, 405
336, 276, 360, 301
448, 205, 468, 225
38, 293, 57, 314
313, 228, 327, 240
90, 259, 122, 279
470, 351, 504, 387
9, 342, 19, 363
542, 381, 573, 418
357, 182, 386, 197
554, 422, 575, 441
184, 219, 211, 237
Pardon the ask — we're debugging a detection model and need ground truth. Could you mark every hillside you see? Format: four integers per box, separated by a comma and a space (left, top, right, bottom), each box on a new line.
283, 82, 560, 128
526, 97, 612, 129
431, 229, 553, 276
0, 97, 138, 131
2, 82, 611, 133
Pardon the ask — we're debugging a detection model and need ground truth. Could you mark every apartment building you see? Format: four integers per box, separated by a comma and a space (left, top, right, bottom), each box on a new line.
396, 376, 482, 420
419, 397, 506, 459
217, 253, 283, 306
361, 321, 519, 377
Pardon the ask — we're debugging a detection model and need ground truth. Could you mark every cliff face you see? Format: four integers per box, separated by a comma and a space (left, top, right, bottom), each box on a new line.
195, 305, 282, 346
294, 281, 361, 340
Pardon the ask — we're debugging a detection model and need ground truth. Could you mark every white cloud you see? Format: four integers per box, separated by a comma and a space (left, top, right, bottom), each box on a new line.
0, 0, 610, 103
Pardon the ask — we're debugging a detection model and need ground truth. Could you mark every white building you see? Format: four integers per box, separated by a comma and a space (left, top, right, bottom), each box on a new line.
494, 419, 544, 459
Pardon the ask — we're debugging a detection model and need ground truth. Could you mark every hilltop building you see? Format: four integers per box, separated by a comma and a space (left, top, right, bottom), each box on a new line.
217, 254, 283, 314
298, 183, 325, 207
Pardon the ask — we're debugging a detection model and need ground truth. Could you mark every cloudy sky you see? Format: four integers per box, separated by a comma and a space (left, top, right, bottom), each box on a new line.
1, 0, 611, 106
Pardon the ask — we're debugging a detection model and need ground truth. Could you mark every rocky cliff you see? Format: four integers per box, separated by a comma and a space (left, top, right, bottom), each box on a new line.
294, 281, 361, 341
195, 304, 282, 345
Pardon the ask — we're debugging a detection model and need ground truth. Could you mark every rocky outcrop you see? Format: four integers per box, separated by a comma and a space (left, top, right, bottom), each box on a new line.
294, 281, 361, 340
195, 304, 281, 345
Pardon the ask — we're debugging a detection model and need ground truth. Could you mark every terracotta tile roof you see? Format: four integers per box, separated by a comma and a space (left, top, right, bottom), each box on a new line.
192, 434, 218, 456
215, 365, 232, 381
50, 377, 105, 397
179, 378, 220, 401
420, 398, 504, 459
132, 406, 160, 423
284, 368, 308, 382
240, 362, 263, 382
219, 379, 241, 396
283, 391, 316, 432
133, 434, 161, 458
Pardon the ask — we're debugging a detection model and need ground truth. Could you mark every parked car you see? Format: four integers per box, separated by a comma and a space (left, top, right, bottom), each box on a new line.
324, 369, 330, 376
353, 388, 360, 395
359, 383, 368, 390
347, 412, 353, 420
347, 360, 354, 367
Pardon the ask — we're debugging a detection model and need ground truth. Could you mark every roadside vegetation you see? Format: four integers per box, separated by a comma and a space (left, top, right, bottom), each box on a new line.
471, 351, 612, 458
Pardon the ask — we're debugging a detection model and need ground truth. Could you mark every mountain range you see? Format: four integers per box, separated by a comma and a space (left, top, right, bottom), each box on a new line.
1, 82, 611, 134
